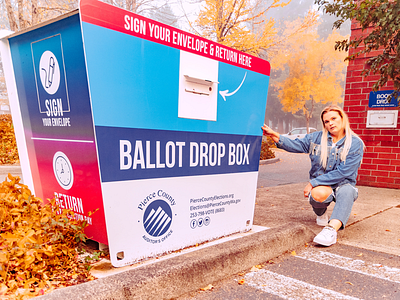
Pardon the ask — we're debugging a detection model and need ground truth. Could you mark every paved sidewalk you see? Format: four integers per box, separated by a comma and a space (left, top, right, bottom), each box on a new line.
254, 182, 400, 256
1, 165, 398, 299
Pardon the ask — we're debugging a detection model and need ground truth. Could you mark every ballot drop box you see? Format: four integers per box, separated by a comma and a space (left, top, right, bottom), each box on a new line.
0, 0, 270, 267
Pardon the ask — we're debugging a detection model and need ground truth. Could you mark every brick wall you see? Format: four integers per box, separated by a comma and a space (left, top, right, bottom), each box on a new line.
344, 21, 400, 189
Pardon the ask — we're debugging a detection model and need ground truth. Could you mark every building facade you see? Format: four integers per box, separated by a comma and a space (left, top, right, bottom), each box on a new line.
344, 21, 400, 189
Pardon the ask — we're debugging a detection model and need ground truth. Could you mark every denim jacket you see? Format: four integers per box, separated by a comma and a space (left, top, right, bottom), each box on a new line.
276, 131, 364, 188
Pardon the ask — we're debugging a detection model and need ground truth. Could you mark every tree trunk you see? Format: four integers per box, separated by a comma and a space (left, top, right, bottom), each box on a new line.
305, 97, 315, 133
4, 0, 19, 31
32, 0, 38, 26
126, 0, 132, 11
126, 0, 137, 12
132, 0, 137, 13
216, 0, 224, 42
17, 0, 27, 30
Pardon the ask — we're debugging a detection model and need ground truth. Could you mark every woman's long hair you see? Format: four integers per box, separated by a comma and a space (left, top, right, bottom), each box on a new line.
319, 105, 364, 169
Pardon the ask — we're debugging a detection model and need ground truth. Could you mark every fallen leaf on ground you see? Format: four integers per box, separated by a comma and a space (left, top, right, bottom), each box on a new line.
250, 265, 263, 272
345, 282, 354, 285
238, 279, 245, 285
385, 229, 391, 232
200, 284, 213, 291
291, 250, 297, 256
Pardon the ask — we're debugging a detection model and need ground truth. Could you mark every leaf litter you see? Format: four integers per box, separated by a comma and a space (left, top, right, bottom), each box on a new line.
0, 174, 100, 299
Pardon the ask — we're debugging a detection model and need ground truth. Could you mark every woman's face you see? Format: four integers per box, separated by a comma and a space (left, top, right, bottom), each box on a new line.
323, 110, 345, 137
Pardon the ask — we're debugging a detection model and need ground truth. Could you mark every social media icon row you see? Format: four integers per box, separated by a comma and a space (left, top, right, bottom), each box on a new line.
190, 216, 211, 229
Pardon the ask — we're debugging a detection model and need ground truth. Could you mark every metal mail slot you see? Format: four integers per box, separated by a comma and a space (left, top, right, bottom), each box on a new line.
366, 110, 398, 128
184, 75, 218, 96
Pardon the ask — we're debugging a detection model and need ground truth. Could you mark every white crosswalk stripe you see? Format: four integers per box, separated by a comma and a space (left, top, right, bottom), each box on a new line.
296, 250, 400, 283
245, 269, 361, 300
244, 249, 400, 299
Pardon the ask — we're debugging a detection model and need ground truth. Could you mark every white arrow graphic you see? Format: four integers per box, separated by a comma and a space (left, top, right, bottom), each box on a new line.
219, 72, 247, 101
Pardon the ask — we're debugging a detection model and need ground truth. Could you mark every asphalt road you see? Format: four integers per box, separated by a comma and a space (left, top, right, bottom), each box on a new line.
257, 149, 311, 188
177, 243, 400, 300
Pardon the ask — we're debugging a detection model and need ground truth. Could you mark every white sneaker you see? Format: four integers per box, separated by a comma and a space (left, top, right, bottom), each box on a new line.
313, 226, 337, 246
316, 211, 329, 226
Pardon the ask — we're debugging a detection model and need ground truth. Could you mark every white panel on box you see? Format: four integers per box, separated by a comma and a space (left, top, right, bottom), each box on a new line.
366, 110, 398, 128
101, 172, 257, 267
178, 51, 219, 121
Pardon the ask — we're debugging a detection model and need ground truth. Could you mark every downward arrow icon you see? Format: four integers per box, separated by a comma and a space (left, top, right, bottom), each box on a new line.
219, 72, 247, 101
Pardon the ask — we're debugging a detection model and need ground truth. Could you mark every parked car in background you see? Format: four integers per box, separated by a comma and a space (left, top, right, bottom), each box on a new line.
281, 127, 317, 140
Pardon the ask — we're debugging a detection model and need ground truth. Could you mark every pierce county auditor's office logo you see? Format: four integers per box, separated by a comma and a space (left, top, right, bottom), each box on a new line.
143, 200, 172, 237
39, 51, 61, 95
139, 190, 176, 244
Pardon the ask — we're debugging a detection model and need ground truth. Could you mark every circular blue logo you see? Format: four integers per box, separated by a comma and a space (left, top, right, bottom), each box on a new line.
143, 200, 172, 237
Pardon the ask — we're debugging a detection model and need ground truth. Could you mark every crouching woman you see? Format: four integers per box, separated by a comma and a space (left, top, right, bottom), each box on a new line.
262, 105, 365, 246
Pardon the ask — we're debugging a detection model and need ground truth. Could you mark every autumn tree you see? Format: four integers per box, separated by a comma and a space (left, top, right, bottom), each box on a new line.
193, 0, 292, 56
2, 0, 78, 31
273, 22, 348, 131
315, 0, 400, 94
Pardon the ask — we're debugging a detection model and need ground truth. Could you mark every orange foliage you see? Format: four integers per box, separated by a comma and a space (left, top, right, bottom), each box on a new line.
0, 114, 19, 165
194, 0, 291, 55
272, 20, 348, 125
260, 136, 276, 160
0, 175, 95, 299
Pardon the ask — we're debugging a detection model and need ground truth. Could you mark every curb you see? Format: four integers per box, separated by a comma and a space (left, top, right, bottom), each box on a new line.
0, 165, 22, 179
36, 223, 314, 300
0, 165, 21, 169
259, 157, 280, 165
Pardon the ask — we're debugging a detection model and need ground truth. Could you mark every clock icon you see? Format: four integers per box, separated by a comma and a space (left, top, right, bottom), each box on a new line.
53, 151, 74, 190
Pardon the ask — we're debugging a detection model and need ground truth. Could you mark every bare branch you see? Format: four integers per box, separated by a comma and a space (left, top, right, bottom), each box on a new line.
4, 0, 18, 31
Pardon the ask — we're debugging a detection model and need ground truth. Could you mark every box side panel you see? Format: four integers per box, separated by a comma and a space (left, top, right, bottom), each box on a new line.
8, 14, 107, 244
